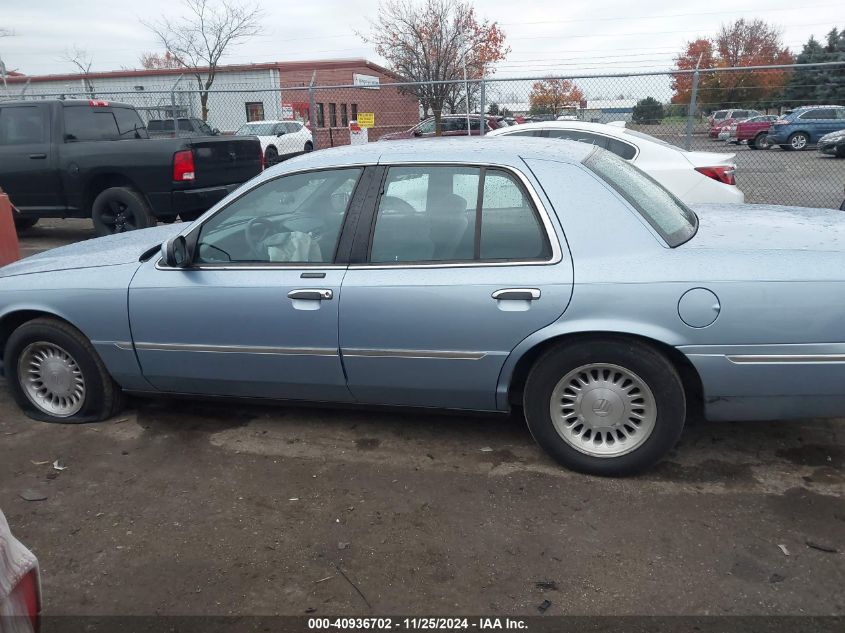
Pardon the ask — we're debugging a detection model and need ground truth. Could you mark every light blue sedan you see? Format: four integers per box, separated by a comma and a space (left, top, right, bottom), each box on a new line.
2, 138, 844, 476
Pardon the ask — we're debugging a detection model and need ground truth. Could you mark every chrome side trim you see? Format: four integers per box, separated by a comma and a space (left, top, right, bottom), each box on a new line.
342, 348, 486, 360
114, 341, 134, 351
727, 354, 845, 364
156, 259, 346, 272
133, 342, 338, 356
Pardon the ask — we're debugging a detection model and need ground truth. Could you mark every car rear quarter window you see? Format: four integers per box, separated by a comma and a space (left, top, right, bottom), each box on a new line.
605, 137, 637, 160
0, 106, 48, 145
505, 129, 543, 137
584, 148, 697, 247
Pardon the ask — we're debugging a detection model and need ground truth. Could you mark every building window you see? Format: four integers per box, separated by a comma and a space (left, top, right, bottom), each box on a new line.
317, 103, 325, 127
341, 104, 349, 127
351, 103, 358, 121
245, 102, 265, 122
329, 103, 337, 128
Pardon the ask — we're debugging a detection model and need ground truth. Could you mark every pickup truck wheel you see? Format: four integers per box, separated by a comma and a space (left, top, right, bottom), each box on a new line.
91, 187, 155, 236
264, 146, 278, 166
13, 217, 38, 231
4, 317, 125, 423
523, 338, 686, 476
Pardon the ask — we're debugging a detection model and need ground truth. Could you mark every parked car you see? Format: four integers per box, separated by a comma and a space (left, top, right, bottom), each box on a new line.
708, 109, 761, 128
818, 129, 845, 158
487, 120, 744, 203
234, 120, 313, 165
147, 117, 219, 138
735, 115, 780, 149
5, 137, 844, 475
709, 112, 761, 139
768, 105, 845, 150
0, 100, 263, 235
379, 115, 501, 140
0, 510, 40, 632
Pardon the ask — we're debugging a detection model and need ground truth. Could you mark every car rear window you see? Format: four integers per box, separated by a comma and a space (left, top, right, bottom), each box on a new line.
584, 148, 697, 247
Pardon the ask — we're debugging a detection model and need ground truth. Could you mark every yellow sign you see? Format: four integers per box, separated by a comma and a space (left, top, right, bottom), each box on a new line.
357, 113, 375, 128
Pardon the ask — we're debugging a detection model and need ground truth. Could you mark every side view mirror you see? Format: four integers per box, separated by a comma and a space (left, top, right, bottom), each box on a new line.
212, 128, 220, 135
413, 129, 422, 137
161, 235, 190, 268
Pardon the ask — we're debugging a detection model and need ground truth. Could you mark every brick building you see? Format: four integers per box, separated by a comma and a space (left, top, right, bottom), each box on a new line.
3, 59, 421, 144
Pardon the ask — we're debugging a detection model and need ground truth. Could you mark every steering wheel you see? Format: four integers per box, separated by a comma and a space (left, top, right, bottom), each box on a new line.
379, 195, 417, 215
245, 217, 276, 257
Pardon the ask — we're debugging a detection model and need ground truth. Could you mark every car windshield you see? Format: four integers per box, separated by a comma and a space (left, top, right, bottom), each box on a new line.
584, 148, 698, 247
236, 122, 277, 136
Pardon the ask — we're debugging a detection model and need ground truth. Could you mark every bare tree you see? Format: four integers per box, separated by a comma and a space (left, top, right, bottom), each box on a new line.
142, 0, 263, 121
62, 45, 95, 96
361, 0, 509, 135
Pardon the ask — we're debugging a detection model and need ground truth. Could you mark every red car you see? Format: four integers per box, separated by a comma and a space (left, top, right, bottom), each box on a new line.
379, 115, 501, 141
735, 115, 779, 149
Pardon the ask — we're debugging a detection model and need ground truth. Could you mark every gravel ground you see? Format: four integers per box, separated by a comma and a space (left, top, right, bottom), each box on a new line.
0, 220, 843, 620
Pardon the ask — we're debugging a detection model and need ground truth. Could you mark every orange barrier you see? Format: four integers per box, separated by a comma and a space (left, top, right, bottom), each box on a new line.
0, 189, 21, 266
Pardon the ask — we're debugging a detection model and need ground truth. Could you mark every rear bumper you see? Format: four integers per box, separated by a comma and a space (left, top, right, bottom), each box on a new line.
167, 183, 241, 216
680, 343, 845, 421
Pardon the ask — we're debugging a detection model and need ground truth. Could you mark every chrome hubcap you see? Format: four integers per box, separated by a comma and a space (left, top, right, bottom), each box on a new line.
791, 136, 807, 149
18, 342, 86, 417
550, 363, 656, 458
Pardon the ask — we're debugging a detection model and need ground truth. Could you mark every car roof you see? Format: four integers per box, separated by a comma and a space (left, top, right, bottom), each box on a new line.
488, 120, 630, 138
793, 104, 844, 110
263, 136, 594, 177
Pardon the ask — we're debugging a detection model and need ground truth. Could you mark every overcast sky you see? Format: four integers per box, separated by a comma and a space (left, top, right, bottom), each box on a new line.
1, 0, 840, 78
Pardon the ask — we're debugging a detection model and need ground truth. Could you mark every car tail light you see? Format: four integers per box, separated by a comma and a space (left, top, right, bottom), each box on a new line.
172, 150, 195, 182
9, 569, 40, 632
695, 165, 736, 185
88, 99, 110, 107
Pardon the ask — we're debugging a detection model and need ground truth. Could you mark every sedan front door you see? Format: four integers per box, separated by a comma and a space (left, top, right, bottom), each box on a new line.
128, 166, 370, 401
338, 164, 573, 411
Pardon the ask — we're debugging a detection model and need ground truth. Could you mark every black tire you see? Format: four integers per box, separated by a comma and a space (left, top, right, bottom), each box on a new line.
786, 132, 809, 151
265, 146, 279, 166
13, 216, 38, 231
778, 144, 790, 150
4, 317, 125, 424
523, 337, 686, 476
836, 145, 845, 159
91, 187, 155, 236
750, 133, 771, 150
304, 141, 314, 152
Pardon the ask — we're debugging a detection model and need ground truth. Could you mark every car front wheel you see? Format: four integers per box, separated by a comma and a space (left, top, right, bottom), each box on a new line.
787, 132, 809, 151
4, 317, 124, 423
523, 338, 686, 476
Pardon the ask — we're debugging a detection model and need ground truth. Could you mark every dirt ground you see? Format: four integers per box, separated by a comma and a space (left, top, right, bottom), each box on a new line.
0, 221, 843, 618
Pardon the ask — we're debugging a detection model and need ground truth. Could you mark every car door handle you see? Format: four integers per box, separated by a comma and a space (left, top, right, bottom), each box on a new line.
29, 153, 47, 159
491, 288, 541, 301
288, 289, 333, 300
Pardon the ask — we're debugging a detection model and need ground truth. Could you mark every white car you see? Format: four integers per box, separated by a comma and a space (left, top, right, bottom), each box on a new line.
488, 121, 745, 204
0, 510, 40, 632
234, 120, 313, 165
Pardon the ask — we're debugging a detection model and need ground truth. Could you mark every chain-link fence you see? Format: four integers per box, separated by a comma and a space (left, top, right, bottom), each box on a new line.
3, 62, 844, 208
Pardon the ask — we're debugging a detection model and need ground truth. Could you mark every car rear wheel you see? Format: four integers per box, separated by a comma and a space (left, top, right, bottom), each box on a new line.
13, 217, 38, 231
4, 317, 125, 423
91, 187, 155, 236
264, 146, 279, 166
750, 133, 771, 150
523, 338, 686, 476
304, 141, 314, 152
787, 132, 809, 151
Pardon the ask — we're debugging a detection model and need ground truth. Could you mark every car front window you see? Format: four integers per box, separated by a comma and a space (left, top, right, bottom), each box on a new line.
584, 148, 697, 247
195, 168, 362, 264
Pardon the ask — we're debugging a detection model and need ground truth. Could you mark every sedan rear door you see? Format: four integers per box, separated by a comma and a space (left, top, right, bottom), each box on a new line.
337, 163, 573, 411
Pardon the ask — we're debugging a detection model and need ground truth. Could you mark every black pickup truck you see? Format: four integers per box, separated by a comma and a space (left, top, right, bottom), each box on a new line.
0, 99, 262, 235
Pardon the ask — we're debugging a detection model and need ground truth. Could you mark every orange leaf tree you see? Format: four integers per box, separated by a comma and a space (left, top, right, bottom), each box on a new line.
528, 78, 585, 115
671, 19, 794, 110
362, 0, 510, 134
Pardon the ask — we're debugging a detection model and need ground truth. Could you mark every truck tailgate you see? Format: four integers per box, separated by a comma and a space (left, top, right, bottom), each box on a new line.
189, 137, 262, 187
